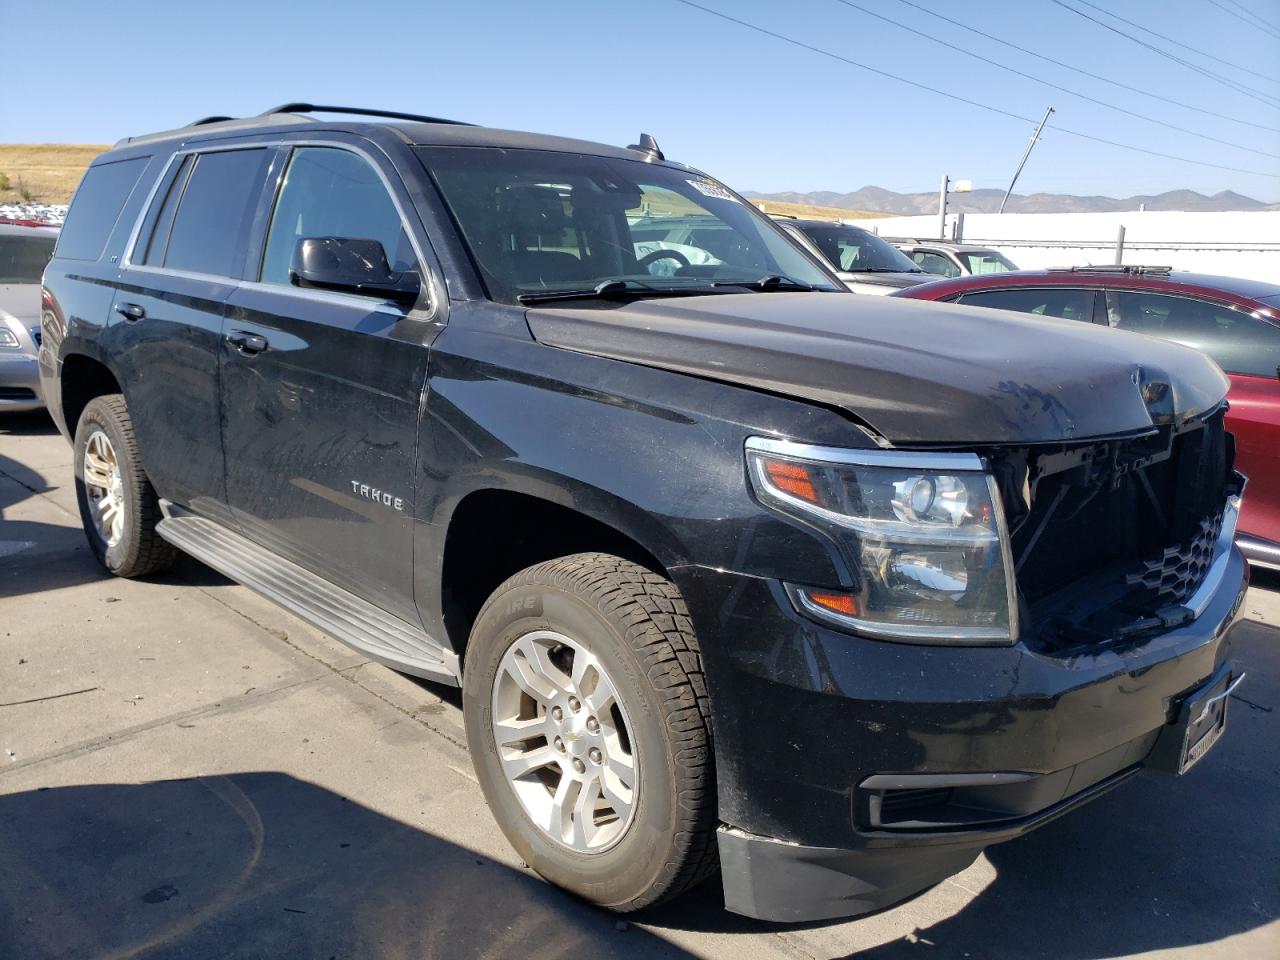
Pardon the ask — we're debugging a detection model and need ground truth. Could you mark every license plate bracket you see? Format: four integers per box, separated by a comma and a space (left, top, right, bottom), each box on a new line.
1149, 662, 1240, 775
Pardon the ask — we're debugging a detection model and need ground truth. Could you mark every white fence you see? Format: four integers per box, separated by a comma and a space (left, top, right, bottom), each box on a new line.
854, 210, 1280, 282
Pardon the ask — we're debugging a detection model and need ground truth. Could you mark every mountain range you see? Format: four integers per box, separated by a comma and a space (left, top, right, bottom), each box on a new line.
745, 186, 1278, 215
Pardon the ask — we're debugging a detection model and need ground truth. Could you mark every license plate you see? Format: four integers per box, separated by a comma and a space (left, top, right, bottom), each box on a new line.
1173, 669, 1237, 775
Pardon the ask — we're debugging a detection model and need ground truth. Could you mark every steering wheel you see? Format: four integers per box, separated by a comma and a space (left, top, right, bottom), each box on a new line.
638, 248, 692, 273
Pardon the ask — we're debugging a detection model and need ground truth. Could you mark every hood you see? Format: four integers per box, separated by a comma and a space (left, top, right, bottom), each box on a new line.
525, 293, 1230, 446
0, 284, 42, 325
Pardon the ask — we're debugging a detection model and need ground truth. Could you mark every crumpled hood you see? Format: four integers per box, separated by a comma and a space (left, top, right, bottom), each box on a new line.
525, 292, 1230, 446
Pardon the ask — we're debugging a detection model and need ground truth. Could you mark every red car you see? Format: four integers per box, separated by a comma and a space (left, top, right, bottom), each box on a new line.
896, 266, 1280, 569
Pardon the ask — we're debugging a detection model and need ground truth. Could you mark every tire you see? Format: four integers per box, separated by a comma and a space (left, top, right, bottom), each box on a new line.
463, 553, 718, 912
73, 394, 177, 578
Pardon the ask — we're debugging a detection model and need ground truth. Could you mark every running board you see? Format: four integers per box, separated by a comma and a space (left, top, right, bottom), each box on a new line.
156, 506, 459, 685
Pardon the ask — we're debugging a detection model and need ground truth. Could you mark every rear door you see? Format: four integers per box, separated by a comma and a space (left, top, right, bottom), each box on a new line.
112, 147, 272, 518
220, 142, 439, 624
1104, 290, 1280, 546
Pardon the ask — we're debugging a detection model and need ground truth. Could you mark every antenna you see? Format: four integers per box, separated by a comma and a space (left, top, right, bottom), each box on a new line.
627, 133, 665, 160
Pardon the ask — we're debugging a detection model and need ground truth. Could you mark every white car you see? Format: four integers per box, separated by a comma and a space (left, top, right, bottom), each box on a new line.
774, 219, 934, 295
0, 221, 58, 412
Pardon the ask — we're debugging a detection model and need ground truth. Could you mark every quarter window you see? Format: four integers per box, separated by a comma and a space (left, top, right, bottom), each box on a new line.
957, 287, 1095, 322
260, 147, 416, 290
1105, 291, 1280, 378
56, 157, 150, 262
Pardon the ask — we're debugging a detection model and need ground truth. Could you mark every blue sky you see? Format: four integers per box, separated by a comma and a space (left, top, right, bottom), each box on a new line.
7, 0, 1280, 201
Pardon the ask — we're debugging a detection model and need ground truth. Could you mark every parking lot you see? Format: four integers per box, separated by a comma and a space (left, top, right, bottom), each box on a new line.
2, 409, 1277, 959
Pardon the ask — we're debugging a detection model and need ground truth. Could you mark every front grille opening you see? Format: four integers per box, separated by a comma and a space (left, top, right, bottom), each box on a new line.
0, 388, 36, 401
994, 408, 1234, 654
879, 787, 953, 823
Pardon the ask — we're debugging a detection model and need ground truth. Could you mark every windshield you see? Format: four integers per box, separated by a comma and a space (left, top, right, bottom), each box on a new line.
791, 223, 920, 274
417, 147, 840, 304
960, 250, 1017, 275
0, 234, 56, 284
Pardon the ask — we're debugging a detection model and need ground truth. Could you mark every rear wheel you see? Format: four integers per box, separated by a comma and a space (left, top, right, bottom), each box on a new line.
73, 394, 177, 578
462, 553, 717, 911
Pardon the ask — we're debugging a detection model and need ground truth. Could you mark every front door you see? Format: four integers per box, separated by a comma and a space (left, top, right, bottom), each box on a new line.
221, 144, 436, 624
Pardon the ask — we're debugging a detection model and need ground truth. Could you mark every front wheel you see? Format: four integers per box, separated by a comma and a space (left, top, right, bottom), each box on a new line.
462, 553, 717, 911
73, 394, 177, 578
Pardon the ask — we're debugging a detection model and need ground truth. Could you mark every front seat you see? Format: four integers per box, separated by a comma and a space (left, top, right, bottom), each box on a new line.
500, 186, 591, 287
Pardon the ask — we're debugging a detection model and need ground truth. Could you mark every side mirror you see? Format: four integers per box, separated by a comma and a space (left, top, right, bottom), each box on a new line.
289, 237, 421, 306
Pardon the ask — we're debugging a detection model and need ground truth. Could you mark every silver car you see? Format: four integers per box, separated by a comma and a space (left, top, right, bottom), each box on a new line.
775, 218, 934, 295
0, 222, 58, 412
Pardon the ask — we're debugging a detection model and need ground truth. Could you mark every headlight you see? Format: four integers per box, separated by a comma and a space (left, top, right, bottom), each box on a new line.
746, 436, 1018, 644
0, 327, 19, 349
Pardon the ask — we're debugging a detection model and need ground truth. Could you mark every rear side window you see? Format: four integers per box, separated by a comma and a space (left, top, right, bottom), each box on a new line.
56, 157, 149, 261
1105, 291, 1280, 378
145, 149, 269, 278
913, 251, 960, 278
957, 287, 1095, 323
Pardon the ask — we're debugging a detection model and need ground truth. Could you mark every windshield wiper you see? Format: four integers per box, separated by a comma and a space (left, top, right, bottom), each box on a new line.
517, 279, 725, 305
710, 274, 817, 292
849, 267, 924, 274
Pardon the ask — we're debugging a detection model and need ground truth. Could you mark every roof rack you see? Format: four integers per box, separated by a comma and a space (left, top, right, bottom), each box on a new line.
257, 103, 474, 126
1046, 265, 1172, 276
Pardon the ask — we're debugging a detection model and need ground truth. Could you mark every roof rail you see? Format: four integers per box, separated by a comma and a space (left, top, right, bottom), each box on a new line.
189, 115, 236, 126
258, 103, 474, 126
1047, 265, 1172, 276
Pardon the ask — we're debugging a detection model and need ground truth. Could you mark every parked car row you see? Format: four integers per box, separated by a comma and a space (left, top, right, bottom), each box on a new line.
23, 104, 1264, 924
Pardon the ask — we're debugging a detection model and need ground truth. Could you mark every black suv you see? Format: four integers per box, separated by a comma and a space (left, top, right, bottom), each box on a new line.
40, 105, 1248, 923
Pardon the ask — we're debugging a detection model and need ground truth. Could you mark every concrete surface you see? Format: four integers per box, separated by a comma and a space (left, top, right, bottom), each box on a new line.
1, 409, 1277, 960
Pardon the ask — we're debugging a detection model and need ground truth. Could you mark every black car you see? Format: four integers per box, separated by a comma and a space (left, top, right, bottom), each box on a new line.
40, 104, 1247, 923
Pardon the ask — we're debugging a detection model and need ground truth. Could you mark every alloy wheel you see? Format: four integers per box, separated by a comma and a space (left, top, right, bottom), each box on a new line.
82, 429, 125, 547
491, 629, 639, 853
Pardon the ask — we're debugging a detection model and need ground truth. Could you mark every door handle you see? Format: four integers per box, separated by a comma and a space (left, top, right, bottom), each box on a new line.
115, 302, 145, 322
226, 330, 269, 355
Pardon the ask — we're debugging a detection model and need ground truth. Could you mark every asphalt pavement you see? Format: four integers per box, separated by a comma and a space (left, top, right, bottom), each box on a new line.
2, 409, 1277, 959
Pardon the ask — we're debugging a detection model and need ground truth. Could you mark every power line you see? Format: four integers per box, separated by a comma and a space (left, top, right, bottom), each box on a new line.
1220, 0, 1280, 33
889, 0, 1280, 135
670, 0, 1280, 179
1060, 0, 1280, 95
1207, 0, 1280, 40
832, 0, 1280, 160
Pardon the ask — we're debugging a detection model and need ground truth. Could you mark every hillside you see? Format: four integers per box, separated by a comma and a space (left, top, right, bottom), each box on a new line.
747, 186, 1271, 215
0, 144, 107, 204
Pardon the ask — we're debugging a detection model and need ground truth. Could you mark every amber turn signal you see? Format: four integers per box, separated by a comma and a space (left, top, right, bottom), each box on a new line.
763, 459, 819, 504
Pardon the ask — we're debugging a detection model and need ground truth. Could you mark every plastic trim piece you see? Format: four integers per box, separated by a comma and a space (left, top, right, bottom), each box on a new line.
156, 504, 459, 684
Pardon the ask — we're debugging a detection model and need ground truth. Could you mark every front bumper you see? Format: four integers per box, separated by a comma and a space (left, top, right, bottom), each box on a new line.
0, 352, 43, 411
672, 536, 1249, 922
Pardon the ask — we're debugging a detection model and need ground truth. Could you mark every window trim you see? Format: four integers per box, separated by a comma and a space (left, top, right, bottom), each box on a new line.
120, 138, 443, 321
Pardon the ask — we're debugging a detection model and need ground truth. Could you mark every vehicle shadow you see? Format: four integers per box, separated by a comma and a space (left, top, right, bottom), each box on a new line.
0, 773, 695, 960
0, 409, 58, 436
645, 616, 1280, 957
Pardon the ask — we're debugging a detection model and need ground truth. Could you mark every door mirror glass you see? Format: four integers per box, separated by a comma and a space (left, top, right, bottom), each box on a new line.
289, 237, 420, 304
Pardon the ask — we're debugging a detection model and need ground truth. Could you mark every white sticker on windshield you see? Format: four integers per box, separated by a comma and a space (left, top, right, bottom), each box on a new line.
687, 178, 739, 202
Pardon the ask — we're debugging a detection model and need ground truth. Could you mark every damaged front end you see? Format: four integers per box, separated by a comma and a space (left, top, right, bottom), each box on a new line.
986, 402, 1244, 656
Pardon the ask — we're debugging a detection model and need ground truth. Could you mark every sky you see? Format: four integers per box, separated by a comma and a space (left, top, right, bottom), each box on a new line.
5, 0, 1280, 202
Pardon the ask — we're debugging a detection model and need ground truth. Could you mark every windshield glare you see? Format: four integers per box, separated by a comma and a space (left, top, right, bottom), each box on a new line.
792, 224, 920, 274
417, 147, 840, 303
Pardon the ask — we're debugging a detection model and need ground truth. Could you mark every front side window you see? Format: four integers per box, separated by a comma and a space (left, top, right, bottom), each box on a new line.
260, 147, 416, 289
146, 149, 269, 277
794, 224, 921, 274
957, 287, 1095, 322
1105, 290, 1280, 378
913, 251, 960, 278
419, 147, 838, 303
960, 250, 1016, 275
0, 234, 57, 283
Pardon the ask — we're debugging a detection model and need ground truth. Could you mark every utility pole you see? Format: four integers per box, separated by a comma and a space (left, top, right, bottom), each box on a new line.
938, 174, 949, 239
999, 106, 1054, 214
